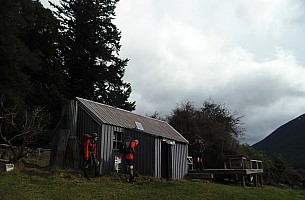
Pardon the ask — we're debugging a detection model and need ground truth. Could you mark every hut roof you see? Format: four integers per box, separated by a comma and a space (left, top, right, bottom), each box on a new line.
76, 97, 188, 144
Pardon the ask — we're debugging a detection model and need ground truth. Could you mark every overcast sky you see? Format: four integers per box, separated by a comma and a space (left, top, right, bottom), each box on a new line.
41, 0, 305, 145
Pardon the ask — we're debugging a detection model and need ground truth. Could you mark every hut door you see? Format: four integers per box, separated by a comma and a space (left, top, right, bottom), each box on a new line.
161, 142, 170, 178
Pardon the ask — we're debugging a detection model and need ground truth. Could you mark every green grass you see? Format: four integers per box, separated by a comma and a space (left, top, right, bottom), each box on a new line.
0, 156, 305, 200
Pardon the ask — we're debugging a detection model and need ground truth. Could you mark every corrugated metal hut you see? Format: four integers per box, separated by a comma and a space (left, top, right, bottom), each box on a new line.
50, 97, 189, 180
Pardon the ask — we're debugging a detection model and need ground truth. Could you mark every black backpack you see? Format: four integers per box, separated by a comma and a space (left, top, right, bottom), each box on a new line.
118, 141, 132, 154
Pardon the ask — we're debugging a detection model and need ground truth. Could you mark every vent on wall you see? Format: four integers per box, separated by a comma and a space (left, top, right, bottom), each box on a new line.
135, 121, 144, 131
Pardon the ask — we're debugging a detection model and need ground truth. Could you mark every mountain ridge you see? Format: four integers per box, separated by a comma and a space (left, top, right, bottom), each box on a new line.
253, 114, 305, 168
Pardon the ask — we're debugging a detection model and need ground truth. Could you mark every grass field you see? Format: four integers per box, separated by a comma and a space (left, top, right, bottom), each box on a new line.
0, 155, 305, 200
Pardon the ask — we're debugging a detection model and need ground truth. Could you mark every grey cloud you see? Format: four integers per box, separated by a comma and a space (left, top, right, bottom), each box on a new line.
42, 0, 305, 145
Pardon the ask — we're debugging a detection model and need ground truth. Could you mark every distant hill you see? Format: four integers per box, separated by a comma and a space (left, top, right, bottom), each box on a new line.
253, 114, 305, 168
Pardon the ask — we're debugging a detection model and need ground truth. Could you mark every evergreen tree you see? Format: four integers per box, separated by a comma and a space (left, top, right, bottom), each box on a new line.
0, 0, 67, 146
51, 0, 135, 111
0, 0, 33, 109
0, 0, 66, 106
20, 0, 67, 127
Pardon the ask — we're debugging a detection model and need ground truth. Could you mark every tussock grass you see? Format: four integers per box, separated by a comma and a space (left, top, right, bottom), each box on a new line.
0, 155, 305, 200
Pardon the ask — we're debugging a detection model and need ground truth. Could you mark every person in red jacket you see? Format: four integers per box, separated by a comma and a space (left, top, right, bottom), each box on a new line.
83, 134, 92, 161
83, 133, 92, 180
83, 133, 99, 180
123, 137, 138, 182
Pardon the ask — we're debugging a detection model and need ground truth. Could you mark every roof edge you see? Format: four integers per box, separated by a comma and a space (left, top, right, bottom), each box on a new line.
75, 97, 189, 144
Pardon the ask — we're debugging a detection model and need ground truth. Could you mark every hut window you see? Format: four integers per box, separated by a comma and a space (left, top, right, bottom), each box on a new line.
113, 131, 123, 150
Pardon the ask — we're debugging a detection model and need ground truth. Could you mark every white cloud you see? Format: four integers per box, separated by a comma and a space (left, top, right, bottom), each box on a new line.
115, 0, 305, 144
42, 0, 305, 144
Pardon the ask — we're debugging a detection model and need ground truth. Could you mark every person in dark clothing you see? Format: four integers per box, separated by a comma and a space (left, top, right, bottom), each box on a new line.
90, 133, 99, 176
191, 138, 205, 170
83, 133, 99, 180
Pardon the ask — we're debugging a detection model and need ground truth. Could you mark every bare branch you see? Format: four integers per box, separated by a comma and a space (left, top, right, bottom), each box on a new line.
0, 96, 49, 163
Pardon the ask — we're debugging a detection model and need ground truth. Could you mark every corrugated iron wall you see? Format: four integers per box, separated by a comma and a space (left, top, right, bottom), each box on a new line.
76, 107, 100, 137
99, 124, 124, 174
154, 138, 162, 178
52, 99, 188, 179
124, 129, 155, 177
154, 138, 188, 180
75, 106, 121, 175
75, 107, 101, 169
71, 102, 157, 176
170, 142, 188, 180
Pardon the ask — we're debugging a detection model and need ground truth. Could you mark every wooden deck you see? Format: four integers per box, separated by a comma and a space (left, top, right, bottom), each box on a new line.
186, 169, 263, 187
199, 169, 263, 175
186, 155, 264, 186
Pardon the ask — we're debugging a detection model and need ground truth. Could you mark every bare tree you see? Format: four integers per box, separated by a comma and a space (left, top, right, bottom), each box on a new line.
147, 111, 165, 121
0, 96, 48, 163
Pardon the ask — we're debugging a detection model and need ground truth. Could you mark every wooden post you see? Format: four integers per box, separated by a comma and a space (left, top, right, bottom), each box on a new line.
259, 174, 263, 187
254, 174, 258, 187
37, 148, 42, 155
241, 175, 246, 187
